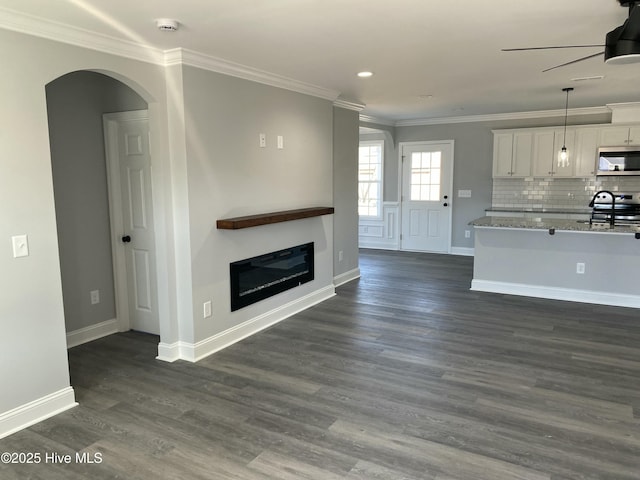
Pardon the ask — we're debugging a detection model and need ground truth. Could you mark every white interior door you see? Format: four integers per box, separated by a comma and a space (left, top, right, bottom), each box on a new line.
104, 111, 159, 335
400, 141, 453, 253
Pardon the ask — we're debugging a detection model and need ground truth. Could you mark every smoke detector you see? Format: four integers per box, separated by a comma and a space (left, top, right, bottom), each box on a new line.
156, 18, 179, 32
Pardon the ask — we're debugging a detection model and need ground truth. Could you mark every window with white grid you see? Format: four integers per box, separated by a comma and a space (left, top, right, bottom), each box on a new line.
410, 151, 441, 201
358, 141, 384, 218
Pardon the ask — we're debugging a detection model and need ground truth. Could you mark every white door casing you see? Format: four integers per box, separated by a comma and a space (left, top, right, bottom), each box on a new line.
103, 110, 159, 335
400, 141, 454, 253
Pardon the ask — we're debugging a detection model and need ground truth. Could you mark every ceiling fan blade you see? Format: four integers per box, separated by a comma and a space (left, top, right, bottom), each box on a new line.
502, 45, 604, 51
542, 51, 604, 72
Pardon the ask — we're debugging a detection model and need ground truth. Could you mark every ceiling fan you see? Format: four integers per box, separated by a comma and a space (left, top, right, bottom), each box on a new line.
502, 0, 640, 72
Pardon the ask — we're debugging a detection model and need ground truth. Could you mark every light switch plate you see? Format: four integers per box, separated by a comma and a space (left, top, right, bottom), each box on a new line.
203, 300, 212, 318
458, 189, 472, 198
12, 234, 29, 258
277, 135, 284, 149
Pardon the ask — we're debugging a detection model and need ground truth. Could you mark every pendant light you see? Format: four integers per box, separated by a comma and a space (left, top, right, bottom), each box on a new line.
558, 87, 573, 168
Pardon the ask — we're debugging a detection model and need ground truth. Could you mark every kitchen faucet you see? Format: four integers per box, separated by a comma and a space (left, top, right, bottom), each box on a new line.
589, 190, 616, 228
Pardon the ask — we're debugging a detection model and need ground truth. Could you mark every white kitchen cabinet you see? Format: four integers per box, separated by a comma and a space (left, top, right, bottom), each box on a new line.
532, 129, 574, 177
599, 125, 640, 146
494, 123, 640, 179
492, 131, 533, 178
574, 127, 600, 176
512, 132, 534, 177
532, 130, 555, 177
493, 133, 513, 177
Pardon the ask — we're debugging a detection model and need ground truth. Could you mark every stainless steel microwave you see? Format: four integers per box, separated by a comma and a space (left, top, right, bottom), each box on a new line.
597, 146, 640, 176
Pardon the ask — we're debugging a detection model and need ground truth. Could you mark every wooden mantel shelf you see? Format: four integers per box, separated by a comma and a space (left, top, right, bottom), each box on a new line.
216, 206, 334, 230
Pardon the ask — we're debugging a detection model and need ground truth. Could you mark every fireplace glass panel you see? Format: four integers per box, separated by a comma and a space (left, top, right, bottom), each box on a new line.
230, 242, 314, 311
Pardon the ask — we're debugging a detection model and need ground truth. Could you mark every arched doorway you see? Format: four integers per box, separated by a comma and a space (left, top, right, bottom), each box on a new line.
46, 70, 159, 347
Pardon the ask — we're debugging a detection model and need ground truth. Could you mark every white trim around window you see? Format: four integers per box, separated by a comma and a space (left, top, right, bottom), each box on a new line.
358, 140, 384, 220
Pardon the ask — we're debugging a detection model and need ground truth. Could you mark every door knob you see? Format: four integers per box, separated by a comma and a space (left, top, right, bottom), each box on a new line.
122, 235, 132, 243
443, 203, 448, 207
444, 195, 448, 199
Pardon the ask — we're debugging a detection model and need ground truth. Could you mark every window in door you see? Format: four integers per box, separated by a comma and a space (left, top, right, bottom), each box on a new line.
358, 141, 384, 218
410, 151, 441, 201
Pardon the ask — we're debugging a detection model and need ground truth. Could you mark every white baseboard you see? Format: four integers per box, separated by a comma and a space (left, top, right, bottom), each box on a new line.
0, 387, 77, 439
360, 245, 475, 257
471, 279, 640, 309
156, 341, 181, 362
358, 240, 399, 251
451, 247, 474, 256
334, 268, 361, 287
157, 285, 336, 363
66, 318, 118, 348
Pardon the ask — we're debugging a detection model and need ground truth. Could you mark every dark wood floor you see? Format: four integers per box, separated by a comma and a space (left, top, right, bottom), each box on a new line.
2, 249, 640, 479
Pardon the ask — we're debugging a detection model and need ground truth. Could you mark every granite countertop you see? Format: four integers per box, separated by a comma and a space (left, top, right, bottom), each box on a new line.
485, 207, 592, 215
470, 216, 640, 234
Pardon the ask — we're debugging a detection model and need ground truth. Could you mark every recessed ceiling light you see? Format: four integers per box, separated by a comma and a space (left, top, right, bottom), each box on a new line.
419, 95, 434, 100
357, 71, 374, 78
156, 18, 179, 32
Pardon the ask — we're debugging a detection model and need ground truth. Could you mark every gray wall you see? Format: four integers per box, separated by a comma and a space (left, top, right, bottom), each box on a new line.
0, 27, 173, 422
333, 107, 360, 279
181, 65, 335, 343
46, 71, 147, 333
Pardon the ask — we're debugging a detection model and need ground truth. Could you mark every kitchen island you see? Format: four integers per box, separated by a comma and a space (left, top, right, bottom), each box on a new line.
470, 216, 640, 308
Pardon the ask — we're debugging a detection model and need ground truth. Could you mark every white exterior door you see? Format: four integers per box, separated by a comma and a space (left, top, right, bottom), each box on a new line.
400, 142, 453, 253
103, 111, 159, 335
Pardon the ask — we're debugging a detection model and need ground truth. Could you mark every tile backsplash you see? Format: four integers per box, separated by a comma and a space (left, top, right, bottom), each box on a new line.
492, 177, 640, 210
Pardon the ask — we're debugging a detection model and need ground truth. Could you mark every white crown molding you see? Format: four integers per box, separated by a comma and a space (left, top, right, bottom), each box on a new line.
0, 6, 164, 65
359, 114, 396, 126
606, 102, 640, 111
334, 98, 366, 111
0, 6, 621, 120
0, 7, 340, 102
395, 106, 611, 126
165, 48, 341, 101
606, 102, 640, 124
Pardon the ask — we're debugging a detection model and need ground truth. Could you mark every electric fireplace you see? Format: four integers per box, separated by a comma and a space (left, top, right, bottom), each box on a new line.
230, 242, 314, 311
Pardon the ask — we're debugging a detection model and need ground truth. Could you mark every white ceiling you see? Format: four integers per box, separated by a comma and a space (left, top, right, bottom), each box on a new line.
2, 0, 639, 123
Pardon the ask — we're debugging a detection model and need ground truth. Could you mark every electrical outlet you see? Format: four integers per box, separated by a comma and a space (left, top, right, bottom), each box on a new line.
90, 290, 100, 305
338, 250, 344, 262
464, 230, 471, 238
203, 300, 212, 318
259, 133, 266, 148
576, 262, 585, 274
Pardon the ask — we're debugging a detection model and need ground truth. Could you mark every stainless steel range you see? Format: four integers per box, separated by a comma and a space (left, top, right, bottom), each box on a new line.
589, 191, 640, 226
